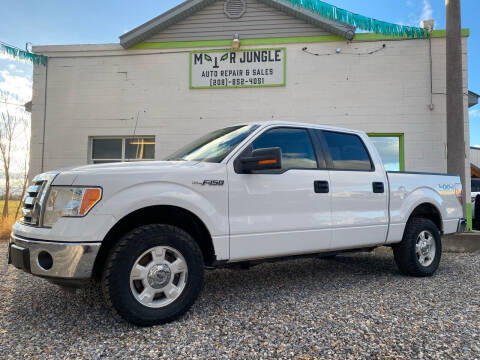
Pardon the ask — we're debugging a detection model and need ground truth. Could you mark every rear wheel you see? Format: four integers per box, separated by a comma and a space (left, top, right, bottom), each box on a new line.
393, 218, 441, 277
102, 224, 204, 326
474, 195, 480, 230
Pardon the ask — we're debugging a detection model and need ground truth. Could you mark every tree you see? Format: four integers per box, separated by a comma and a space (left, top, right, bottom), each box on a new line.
14, 116, 30, 219
0, 97, 30, 219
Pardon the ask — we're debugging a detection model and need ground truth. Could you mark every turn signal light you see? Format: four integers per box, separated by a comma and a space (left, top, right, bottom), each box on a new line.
80, 188, 102, 215
455, 184, 463, 205
258, 159, 277, 165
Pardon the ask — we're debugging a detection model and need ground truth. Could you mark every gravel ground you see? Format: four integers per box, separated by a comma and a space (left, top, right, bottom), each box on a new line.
1, 244, 479, 360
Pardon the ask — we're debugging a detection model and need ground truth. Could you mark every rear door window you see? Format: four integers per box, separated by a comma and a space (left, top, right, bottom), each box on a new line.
320, 131, 373, 171
251, 127, 318, 171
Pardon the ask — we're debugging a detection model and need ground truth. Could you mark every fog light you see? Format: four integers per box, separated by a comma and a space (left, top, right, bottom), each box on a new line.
38, 251, 53, 270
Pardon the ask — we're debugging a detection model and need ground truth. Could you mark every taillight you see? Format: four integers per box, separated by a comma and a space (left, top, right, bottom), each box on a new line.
455, 184, 463, 205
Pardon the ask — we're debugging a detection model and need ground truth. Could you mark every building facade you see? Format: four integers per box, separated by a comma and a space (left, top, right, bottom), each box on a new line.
30, 0, 472, 218
472, 147, 480, 178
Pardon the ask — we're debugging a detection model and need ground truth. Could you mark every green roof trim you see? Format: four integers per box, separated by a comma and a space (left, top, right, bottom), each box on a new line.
430, 28, 470, 38
130, 29, 470, 50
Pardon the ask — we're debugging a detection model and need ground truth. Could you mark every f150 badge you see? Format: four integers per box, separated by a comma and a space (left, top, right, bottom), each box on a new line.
192, 180, 225, 186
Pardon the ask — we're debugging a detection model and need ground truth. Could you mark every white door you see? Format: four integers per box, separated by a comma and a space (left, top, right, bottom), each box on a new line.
227, 127, 332, 261
315, 130, 389, 249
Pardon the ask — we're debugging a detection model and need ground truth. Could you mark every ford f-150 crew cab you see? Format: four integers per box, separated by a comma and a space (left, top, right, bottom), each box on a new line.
8, 121, 466, 326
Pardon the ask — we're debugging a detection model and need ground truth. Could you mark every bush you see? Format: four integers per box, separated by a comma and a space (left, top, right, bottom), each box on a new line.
0, 200, 21, 240
0, 215, 18, 240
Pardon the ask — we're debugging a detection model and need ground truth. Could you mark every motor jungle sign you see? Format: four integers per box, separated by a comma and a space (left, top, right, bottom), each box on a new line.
189, 48, 286, 89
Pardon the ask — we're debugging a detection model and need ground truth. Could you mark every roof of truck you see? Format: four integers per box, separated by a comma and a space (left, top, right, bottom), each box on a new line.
247, 121, 366, 135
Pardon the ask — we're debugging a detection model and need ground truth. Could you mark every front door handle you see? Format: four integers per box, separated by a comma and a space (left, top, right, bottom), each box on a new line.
372, 182, 384, 193
314, 181, 329, 193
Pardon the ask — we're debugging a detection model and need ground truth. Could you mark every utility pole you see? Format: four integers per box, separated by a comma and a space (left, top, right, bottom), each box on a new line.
446, 0, 466, 215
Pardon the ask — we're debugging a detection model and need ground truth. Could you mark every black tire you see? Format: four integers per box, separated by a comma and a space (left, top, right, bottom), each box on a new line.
474, 195, 480, 230
393, 218, 442, 277
102, 224, 204, 326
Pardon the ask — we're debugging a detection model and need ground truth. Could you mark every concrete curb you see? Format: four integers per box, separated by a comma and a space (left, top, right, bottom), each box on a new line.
442, 231, 480, 254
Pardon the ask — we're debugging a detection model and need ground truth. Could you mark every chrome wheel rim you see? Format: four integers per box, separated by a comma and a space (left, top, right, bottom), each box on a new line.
415, 230, 436, 267
129, 246, 188, 308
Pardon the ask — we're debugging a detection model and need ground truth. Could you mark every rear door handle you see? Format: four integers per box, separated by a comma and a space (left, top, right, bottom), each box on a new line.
372, 182, 384, 193
314, 181, 329, 193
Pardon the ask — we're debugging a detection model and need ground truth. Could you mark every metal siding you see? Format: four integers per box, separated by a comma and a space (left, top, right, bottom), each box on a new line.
146, 0, 330, 42
471, 148, 480, 168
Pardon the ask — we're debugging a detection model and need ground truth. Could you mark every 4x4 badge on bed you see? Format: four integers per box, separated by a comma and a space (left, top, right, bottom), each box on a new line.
192, 180, 224, 186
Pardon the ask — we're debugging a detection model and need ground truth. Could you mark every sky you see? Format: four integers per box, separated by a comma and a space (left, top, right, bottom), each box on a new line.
0, 0, 479, 147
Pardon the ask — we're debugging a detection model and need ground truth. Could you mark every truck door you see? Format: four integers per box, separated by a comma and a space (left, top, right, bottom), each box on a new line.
227, 126, 332, 261
313, 130, 389, 249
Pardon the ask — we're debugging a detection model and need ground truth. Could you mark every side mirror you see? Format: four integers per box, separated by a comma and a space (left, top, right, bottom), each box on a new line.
239, 147, 282, 173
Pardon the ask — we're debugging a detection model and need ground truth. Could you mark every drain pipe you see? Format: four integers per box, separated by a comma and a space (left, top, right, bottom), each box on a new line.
446, 0, 468, 219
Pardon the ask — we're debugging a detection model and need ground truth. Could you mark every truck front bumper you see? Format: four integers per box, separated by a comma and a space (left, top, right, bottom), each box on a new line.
8, 233, 101, 281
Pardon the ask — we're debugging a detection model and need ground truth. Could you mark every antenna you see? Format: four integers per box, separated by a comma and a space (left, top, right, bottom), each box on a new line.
132, 110, 146, 160
133, 111, 140, 137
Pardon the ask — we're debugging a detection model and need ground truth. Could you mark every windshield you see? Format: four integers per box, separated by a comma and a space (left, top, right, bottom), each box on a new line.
165, 125, 258, 163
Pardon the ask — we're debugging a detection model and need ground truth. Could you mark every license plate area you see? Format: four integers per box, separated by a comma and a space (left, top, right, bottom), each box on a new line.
8, 243, 31, 272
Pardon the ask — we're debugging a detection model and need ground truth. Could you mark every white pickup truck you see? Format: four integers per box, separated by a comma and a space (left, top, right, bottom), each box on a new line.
9, 121, 466, 326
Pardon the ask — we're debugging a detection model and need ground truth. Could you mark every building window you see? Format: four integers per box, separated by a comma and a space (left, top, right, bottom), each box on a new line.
90, 136, 155, 164
368, 133, 405, 172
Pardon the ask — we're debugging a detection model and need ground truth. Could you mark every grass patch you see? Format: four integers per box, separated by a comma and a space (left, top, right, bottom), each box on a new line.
0, 200, 21, 216
0, 201, 21, 240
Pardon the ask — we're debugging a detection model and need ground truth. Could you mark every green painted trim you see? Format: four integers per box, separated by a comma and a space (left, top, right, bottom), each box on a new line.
368, 133, 405, 172
467, 203, 473, 231
430, 28, 470, 38
189, 51, 192, 91
130, 29, 470, 50
189, 48, 286, 89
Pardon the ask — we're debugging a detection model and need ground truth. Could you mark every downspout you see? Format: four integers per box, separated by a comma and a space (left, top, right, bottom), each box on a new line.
446, 0, 468, 226
40, 59, 48, 173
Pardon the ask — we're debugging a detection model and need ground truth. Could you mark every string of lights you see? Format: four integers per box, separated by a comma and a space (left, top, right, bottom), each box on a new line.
302, 44, 387, 56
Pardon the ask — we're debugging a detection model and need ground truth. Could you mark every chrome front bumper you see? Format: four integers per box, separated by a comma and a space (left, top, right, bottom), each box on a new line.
8, 233, 101, 279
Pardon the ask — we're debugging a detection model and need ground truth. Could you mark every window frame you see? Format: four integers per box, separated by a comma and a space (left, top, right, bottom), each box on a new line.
89, 136, 156, 164
472, 179, 480, 193
367, 133, 405, 172
234, 126, 326, 174
314, 130, 376, 172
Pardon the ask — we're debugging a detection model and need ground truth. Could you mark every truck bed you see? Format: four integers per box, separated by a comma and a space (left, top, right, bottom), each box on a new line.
386, 171, 463, 240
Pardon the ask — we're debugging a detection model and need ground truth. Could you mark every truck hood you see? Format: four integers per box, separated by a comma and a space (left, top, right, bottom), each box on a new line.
52, 160, 203, 186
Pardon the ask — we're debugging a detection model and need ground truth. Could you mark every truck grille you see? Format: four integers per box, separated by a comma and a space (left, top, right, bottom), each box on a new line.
21, 171, 59, 227
21, 181, 46, 225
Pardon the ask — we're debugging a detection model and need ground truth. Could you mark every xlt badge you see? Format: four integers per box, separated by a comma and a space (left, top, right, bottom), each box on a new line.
192, 180, 225, 186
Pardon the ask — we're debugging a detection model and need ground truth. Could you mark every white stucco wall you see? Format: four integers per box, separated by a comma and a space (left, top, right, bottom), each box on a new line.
30, 37, 469, 184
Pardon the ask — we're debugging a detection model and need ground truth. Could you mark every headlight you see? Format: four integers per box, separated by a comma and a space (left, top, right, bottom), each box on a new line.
43, 186, 102, 227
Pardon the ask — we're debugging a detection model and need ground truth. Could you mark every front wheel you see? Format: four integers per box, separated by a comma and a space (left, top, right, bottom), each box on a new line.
393, 218, 442, 277
102, 224, 204, 326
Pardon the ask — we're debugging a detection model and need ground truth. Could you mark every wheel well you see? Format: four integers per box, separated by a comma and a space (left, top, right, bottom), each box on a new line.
407, 203, 443, 233
92, 205, 215, 280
